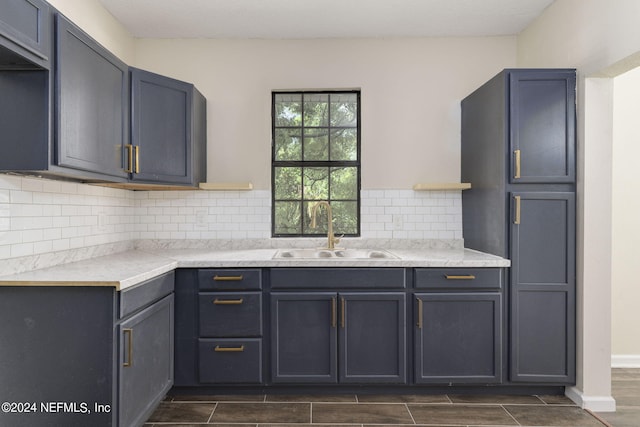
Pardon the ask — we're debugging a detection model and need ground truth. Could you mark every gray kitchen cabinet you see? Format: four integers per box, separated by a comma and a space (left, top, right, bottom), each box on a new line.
55, 13, 129, 180
119, 294, 174, 427
509, 70, 575, 184
271, 292, 337, 383
415, 293, 502, 383
129, 67, 206, 186
0, 272, 174, 427
270, 268, 407, 384
509, 191, 575, 382
174, 268, 264, 386
461, 68, 576, 384
339, 292, 406, 383
0, 0, 51, 69
414, 268, 503, 384
271, 291, 406, 384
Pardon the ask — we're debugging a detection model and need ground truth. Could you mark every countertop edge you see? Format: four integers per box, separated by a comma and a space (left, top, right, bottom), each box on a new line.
0, 248, 509, 290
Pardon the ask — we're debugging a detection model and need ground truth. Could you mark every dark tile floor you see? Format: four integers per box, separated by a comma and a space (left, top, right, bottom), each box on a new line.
144, 369, 640, 426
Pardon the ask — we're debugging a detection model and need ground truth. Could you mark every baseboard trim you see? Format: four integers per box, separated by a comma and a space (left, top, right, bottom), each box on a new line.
611, 354, 640, 368
565, 386, 616, 412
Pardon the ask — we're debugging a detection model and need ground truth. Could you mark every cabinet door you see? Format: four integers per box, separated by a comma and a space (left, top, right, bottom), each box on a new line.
415, 292, 502, 384
55, 14, 128, 179
510, 191, 575, 383
130, 68, 194, 184
119, 294, 174, 427
509, 70, 575, 184
0, 0, 50, 68
271, 292, 337, 383
339, 293, 406, 384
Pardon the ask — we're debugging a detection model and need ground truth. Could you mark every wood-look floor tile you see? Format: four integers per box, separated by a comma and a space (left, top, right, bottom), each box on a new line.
146, 402, 215, 423
449, 394, 544, 404
611, 380, 640, 407
612, 368, 640, 381
312, 403, 414, 424
408, 404, 517, 425
505, 405, 607, 426
357, 394, 450, 403
266, 394, 357, 402
595, 405, 640, 427
170, 394, 265, 402
537, 394, 577, 405
211, 402, 310, 423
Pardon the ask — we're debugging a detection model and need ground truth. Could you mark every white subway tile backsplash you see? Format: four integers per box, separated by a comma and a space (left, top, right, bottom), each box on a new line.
0, 175, 464, 267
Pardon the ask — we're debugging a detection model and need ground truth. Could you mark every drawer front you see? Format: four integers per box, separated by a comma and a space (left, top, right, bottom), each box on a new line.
198, 338, 262, 384
270, 268, 406, 289
199, 292, 262, 337
414, 268, 502, 290
198, 269, 262, 290
120, 271, 175, 318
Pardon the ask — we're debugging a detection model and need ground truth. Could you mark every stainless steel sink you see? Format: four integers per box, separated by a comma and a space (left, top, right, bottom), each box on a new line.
273, 248, 398, 259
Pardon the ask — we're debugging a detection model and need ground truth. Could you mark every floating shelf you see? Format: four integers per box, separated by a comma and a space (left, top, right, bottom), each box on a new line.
413, 183, 472, 191
198, 182, 253, 191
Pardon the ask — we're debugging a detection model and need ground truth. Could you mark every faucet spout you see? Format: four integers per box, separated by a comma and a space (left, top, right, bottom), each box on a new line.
310, 201, 340, 249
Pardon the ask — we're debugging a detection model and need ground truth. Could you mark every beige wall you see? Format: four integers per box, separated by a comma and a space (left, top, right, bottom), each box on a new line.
518, 0, 640, 411
612, 67, 640, 359
133, 37, 516, 189
47, 0, 135, 64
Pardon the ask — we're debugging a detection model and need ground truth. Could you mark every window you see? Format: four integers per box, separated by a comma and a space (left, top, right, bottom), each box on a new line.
272, 91, 361, 237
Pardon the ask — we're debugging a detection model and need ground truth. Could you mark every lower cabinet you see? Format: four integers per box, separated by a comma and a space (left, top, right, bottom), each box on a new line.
0, 272, 174, 427
414, 292, 502, 383
270, 292, 407, 384
118, 294, 174, 427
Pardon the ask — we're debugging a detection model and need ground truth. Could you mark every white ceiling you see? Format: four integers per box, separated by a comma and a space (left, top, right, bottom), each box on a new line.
97, 0, 556, 39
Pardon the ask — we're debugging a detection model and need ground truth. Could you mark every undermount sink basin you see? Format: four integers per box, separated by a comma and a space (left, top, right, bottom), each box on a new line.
274, 248, 398, 259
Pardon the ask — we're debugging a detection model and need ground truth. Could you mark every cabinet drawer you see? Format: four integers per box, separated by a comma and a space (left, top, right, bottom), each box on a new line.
198, 269, 262, 290
120, 272, 175, 318
415, 268, 502, 290
270, 268, 406, 289
199, 292, 262, 337
198, 338, 262, 384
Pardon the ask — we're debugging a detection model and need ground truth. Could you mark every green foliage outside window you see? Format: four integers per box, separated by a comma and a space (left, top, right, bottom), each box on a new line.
272, 92, 360, 237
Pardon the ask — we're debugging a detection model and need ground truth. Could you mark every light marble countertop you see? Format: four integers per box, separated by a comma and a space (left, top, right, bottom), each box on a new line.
0, 247, 510, 291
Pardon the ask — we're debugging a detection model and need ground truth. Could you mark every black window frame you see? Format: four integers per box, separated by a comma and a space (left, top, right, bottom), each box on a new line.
271, 90, 361, 238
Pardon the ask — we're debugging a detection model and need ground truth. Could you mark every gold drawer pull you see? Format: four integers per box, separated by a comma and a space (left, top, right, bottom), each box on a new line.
125, 144, 133, 173
417, 298, 423, 329
123, 328, 133, 367
514, 149, 521, 179
213, 298, 244, 305
514, 195, 521, 225
214, 345, 245, 352
213, 275, 244, 281
444, 275, 476, 280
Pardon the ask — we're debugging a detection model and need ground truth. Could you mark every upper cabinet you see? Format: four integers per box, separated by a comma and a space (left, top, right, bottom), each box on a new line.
0, 0, 51, 69
55, 14, 129, 180
0, 4, 207, 187
509, 70, 576, 184
129, 68, 206, 186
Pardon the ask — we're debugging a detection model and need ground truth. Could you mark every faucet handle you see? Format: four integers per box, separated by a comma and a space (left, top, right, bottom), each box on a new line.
333, 234, 344, 246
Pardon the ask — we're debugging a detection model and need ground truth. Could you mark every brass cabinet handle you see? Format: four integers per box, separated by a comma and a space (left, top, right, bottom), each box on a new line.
514, 195, 521, 225
444, 275, 476, 280
134, 145, 140, 173
213, 298, 244, 305
214, 345, 244, 352
514, 149, 521, 179
213, 275, 244, 281
331, 297, 337, 328
417, 298, 423, 329
123, 328, 133, 367
341, 297, 346, 329
125, 145, 133, 173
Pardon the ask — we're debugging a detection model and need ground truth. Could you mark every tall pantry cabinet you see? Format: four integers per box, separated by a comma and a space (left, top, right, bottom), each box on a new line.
461, 69, 576, 384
